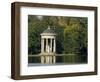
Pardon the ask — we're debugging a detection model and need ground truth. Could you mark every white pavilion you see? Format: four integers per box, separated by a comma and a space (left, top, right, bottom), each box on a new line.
40, 26, 57, 64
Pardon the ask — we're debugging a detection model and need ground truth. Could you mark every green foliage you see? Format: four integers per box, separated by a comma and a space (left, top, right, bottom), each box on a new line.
28, 15, 87, 58
63, 17, 87, 55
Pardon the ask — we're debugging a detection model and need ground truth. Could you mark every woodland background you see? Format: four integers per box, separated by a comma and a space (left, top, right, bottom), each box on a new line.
28, 15, 87, 63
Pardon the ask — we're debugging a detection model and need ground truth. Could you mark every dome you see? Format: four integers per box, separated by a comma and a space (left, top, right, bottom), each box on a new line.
41, 26, 56, 36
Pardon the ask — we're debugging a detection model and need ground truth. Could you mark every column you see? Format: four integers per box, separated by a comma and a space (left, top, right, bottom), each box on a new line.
53, 38, 56, 63
50, 38, 52, 52
53, 38, 56, 53
46, 38, 48, 53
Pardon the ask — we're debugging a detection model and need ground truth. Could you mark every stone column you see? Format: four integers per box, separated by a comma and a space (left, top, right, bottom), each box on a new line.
41, 38, 45, 64
53, 38, 56, 53
50, 38, 52, 52
46, 38, 48, 53
53, 38, 56, 63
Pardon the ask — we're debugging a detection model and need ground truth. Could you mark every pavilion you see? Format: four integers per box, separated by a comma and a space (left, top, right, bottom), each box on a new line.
40, 26, 57, 64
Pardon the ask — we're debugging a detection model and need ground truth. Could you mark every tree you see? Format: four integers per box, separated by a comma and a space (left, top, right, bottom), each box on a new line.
28, 15, 87, 56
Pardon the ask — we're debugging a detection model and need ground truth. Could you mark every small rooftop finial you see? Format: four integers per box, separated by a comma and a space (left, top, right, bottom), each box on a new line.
48, 25, 50, 29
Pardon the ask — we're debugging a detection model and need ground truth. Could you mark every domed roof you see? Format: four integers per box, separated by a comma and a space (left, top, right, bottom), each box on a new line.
41, 26, 56, 36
